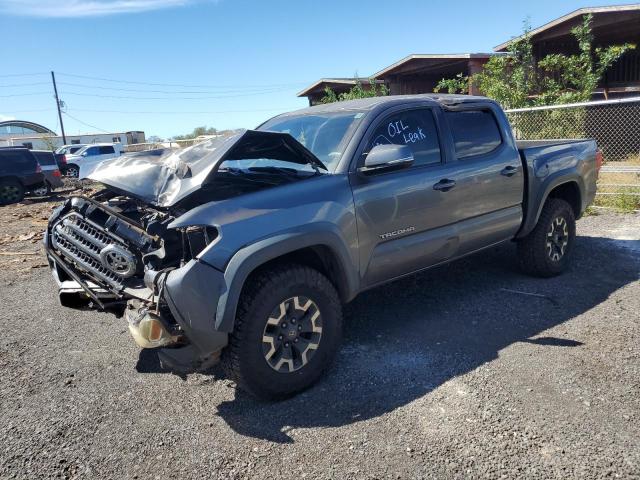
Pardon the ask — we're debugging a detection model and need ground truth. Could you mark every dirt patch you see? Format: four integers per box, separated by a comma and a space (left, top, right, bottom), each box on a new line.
0, 180, 101, 284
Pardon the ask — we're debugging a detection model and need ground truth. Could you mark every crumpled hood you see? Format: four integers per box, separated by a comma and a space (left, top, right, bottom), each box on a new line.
86, 129, 326, 207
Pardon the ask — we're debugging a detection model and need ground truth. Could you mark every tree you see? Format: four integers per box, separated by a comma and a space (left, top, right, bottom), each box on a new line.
172, 126, 218, 140
40, 134, 58, 152
535, 15, 634, 105
434, 73, 469, 95
435, 15, 635, 109
320, 79, 389, 104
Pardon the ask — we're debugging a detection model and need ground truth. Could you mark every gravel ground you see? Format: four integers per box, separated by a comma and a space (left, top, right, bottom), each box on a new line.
0, 211, 638, 479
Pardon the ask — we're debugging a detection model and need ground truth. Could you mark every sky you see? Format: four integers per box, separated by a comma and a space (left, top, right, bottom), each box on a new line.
0, 0, 632, 139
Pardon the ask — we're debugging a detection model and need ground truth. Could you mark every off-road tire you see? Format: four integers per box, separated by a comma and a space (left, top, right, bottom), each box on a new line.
517, 198, 576, 277
0, 178, 25, 205
222, 264, 342, 400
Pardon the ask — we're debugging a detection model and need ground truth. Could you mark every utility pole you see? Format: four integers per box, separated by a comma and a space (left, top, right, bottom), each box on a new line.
51, 71, 67, 144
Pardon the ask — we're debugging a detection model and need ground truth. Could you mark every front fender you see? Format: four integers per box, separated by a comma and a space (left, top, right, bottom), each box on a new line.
213, 226, 359, 332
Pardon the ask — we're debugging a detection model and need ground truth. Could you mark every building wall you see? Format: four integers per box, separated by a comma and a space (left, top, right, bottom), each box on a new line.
0, 131, 145, 150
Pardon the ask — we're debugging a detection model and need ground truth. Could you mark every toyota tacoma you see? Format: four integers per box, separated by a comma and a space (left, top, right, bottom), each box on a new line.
44, 95, 599, 399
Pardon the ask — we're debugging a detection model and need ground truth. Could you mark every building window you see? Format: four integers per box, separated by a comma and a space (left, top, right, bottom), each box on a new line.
112, 136, 122, 143
71, 139, 81, 144
22, 142, 33, 149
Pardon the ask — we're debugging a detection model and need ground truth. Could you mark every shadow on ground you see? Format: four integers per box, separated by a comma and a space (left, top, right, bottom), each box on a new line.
146, 235, 639, 443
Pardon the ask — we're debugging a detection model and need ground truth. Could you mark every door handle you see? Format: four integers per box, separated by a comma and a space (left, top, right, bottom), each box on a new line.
433, 179, 456, 192
501, 165, 519, 177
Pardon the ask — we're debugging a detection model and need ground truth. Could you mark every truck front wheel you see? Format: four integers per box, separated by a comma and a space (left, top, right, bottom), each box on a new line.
222, 264, 342, 400
517, 198, 576, 277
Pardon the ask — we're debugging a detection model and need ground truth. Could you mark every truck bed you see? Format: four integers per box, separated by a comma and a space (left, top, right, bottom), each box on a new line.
515, 138, 598, 238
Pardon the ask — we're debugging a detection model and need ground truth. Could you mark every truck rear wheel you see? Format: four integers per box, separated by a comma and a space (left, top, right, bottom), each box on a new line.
222, 264, 342, 400
517, 198, 576, 277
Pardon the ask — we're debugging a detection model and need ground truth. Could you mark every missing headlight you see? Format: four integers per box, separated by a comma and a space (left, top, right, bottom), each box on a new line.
183, 225, 218, 260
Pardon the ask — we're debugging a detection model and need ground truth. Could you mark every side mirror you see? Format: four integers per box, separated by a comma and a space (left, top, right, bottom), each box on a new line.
81, 151, 88, 157
358, 144, 414, 174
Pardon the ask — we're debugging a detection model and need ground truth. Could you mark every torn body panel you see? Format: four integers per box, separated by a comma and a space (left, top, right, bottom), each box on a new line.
86, 129, 327, 208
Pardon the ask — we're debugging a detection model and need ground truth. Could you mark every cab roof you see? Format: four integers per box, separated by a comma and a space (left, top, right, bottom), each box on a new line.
282, 94, 494, 117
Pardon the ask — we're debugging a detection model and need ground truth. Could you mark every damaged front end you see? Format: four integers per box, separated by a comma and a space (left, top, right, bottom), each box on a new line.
44, 193, 226, 370
45, 129, 327, 371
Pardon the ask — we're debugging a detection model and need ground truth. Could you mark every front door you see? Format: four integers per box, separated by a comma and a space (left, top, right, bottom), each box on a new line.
350, 106, 461, 287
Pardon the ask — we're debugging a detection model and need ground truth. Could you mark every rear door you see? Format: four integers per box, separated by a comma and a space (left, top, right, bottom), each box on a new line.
441, 105, 524, 254
349, 105, 462, 287
98, 145, 116, 160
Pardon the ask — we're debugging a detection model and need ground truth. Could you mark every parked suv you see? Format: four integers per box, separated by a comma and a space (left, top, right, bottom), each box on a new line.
64, 143, 123, 178
30, 150, 64, 196
0, 148, 45, 205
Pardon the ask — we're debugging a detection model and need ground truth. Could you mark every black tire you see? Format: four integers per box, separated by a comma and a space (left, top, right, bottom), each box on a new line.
222, 264, 342, 400
65, 164, 80, 178
517, 198, 576, 277
0, 178, 25, 205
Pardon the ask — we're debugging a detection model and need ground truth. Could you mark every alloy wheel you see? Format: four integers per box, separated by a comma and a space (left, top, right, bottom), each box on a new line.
32, 185, 48, 197
546, 216, 569, 262
262, 296, 323, 373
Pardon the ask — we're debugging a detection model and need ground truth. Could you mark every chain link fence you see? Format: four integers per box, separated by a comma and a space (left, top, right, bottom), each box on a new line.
505, 97, 640, 162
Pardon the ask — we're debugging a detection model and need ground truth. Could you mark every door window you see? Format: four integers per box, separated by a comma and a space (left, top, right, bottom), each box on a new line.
98, 146, 115, 154
84, 147, 99, 156
446, 110, 502, 159
366, 109, 441, 167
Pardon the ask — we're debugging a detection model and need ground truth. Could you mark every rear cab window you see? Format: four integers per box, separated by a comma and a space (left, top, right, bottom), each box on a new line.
366, 109, 442, 167
445, 110, 502, 159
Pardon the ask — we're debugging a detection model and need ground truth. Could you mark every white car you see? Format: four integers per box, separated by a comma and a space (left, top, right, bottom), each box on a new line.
64, 143, 123, 178
55, 144, 88, 156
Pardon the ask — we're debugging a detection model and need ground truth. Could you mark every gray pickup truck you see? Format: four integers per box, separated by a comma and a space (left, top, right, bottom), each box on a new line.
45, 94, 599, 399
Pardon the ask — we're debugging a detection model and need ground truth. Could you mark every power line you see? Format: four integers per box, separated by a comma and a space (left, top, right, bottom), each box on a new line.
57, 81, 296, 95
56, 71, 310, 89
66, 106, 292, 115
0, 108, 56, 113
62, 111, 111, 134
0, 92, 51, 98
60, 87, 298, 100
0, 72, 48, 78
0, 81, 51, 88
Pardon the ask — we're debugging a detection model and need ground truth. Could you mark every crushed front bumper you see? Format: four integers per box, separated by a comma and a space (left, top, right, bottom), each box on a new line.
45, 226, 229, 371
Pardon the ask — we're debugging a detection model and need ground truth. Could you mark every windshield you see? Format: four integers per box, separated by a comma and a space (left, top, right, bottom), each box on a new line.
258, 111, 364, 171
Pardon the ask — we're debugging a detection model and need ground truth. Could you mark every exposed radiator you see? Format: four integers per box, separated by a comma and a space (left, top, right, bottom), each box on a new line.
51, 212, 138, 291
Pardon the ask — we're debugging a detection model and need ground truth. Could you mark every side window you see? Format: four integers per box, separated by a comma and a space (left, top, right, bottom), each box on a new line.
2, 151, 36, 170
84, 147, 99, 156
366, 109, 441, 167
99, 146, 115, 154
446, 110, 502, 159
